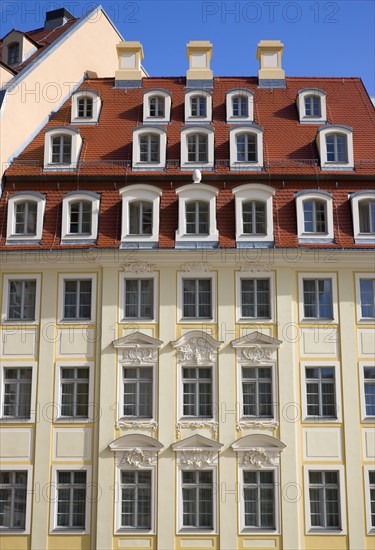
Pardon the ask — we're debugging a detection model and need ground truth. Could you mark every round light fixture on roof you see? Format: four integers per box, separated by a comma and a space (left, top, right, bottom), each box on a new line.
192, 169, 202, 183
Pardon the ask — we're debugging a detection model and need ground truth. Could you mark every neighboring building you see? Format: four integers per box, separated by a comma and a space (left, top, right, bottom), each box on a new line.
0, 39, 374, 550
0, 5, 146, 183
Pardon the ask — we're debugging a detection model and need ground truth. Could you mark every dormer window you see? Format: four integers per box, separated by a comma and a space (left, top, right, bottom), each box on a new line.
175, 184, 218, 247
6, 192, 46, 243
229, 126, 263, 170
132, 126, 166, 171
140, 134, 160, 162
71, 90, 101, 124
243, 201, 266, 234
188, 133, 208, 162
7, 42, 20, 65
181, 127, 214, 170
316, 125, 354, 170
350, 191, 375, 244
226, 89, 254, 123
143, 89, 171, 123
119, 184, 162, 248
295, 190, 334, 243
297, 89, 326, 124
233, 184, 275, 246
44, 127, 82, 170
61, 191, 100, 243
186, 201, 209, 235
185, 90, 212, 123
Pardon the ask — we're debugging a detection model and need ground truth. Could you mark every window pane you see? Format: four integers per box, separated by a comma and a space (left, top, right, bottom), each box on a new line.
360, 279, 375, 318
8, 280, 36, 321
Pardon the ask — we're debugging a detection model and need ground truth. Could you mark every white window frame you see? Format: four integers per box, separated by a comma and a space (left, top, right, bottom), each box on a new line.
239, 362, 277, 424
57, 273, 97, 324
177, 271, 217, 323
295, 190, 334, 243
233, 184, 275, 244
71, 90, 101, 124
44, 127, 82, 171
61, 191, 100, 243
0, 361, 37, 423
301, 361, 342, 423
178, 362, 217, 423
226, 89, 254, 123
118, 362, 157, 427
0, 465, 33, 534
132, 126, 166, 171
50, 465, 92, 534
359, 361, 375, 422
175, 184, 218, 245
229, 125, 263, 171
364, 466, 375, 534
143, 89, 171, 123
119, 271, 158, 323
119, 184, 161, 247
298, 272, 338, 324
6, 192, 46, 243
350, 191, 375, 244
297, 89, 327, 124
1, 274, 41, 325
355, 273, 375, 322
184, 89, 212, 123
54, 361, 94, 423
316, 125, 354, 170
180, 126, 214, 171
235, 271, 275, 323
304, 465, 346, 535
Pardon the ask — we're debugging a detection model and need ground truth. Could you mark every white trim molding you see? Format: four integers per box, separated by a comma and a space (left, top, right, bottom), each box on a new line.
184, 89, 212, 123
132, 125, 167, 171
364, 466, 375, 534
180, 126, 214, 171
300, 360, 342, 423
0, 361, 37, 423
71, 89, 101, 124
0, 465, 33, 535
235, 271, 276, 323
6, 192, 46, 244
176, 271, 217, 323
316, 124, 354, 170
143, 88, 171, 123
61, 191, 100, 244
295, 189, 334, 243
229, 125, 264, 171
296, 88, 327, 124
350, 191, 375, 244
232, 184, 275, 245
355, 273, 375, 323
44, 126, 82, 171
119, 184, 162, 247
226, 88, 254, 123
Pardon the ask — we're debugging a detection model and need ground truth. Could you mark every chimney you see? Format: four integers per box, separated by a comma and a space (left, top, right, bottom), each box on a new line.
44, 8, 74, 30
256, 40, 285, 88
186, 40, 213, 88
115, 41, 144, 88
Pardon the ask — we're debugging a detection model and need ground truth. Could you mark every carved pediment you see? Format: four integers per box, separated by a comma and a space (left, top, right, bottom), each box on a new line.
231, 434, 286, 452
171, 330, 223, 365
231, 331, 282, 364
113, 331, 163, 364
109, 433, 163, 452
172, 434, 223, 452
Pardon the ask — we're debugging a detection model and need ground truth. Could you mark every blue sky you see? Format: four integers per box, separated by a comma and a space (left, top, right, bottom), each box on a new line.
1, 1, 374, 96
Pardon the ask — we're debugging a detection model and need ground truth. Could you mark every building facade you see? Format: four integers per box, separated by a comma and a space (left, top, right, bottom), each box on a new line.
0, 39, 374, 550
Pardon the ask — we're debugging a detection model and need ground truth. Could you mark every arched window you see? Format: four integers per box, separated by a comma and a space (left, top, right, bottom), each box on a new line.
230, 126, 263, 170
69, 201, 92, 234
44, 127, 82, 170
187, 133, 208, 163
232, 184, 275, 245
317, 125, 353, 170
226, 89, 254, 123
295, 190, 334, 242
6, 192, 46, 243
132, 126, 166, 170
139, 133, 160, 163
51, 135, 72, 164
143, 89, 171, 123
297, 89, 326, 123
61, 191, 100, 243
175, 183, 218, 247
119, 184, 162, 247
7, 42, 20, 65
350, 191, 375, 243
184, 90, 212, 123
71, 90, 101, 123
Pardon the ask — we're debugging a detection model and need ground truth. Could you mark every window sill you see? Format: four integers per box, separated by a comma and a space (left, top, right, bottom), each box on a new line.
321, 163, 354, 171
306, 528, 344, 535
44, 164, 78, 172
6, 238, 41, 245
0, 417, 33, 423
132, 163, 165, 172
240, 528, 279, 535
180, 163, 214, 171
60, 238, 97, 245
361, 416, 375, 423
0, 528, 29, 535
300, 318, 337, 325
303, 417, 340, 424
2, 319, 38, 326
178, 318, 215, 324
58, 319, 95, 325
116, 528, 155, 535
178, 528, 217, 535
120, 318, 157, 324
54, 417, 91, 423
237, 317, 274, 324
299, 118, 326, 125
354, 236, 375, 244
50, 528, 88, 535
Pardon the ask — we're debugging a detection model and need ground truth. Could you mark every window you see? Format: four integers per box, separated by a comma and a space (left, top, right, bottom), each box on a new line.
359, 199, 375, 234
69, 201, 92, 234
233, 185, 275, 245
182, 367, 212, 418
181, 471, 213, 529
303, 279, 333, 320
308, 471, 340, 529
370, 471, 375, 529
295, 191, 334, 242
181, 127, 214, 170
317, 125, 354, 170
121, 470, 152, 529
119, 184, 161, 247
362, 366, 375, 418
56, 471, 87, 529
6, 192, 46, 243
365, 468, 375, 533
61, 191, 100, 243
241, 279, 271, 319
124, 279, 154, 320
44, 127, 82, 170
2, 368, 32, 419
6, 279, 36, 321
297, 89, 326, 123
243, 470, 275, 529
182, 279, 212, 320
351, 192, 375, 243
242, 367, 272, 418
186, 201, 209, 234
305, 367, 336, 418
184, 90, 212, 123
175, 184, 218, 246
359, 278, 375, 319
71, 90, 101, 124
60, 368, 89, 418
0, 471, 27, 529
229, 126, 264, 170
59, 275, 96, 323
226, 89, 254, 123
143, 89, 171, 123
123, 367, 153, 418
7, 42, 20, 65
132, 126, 166, 170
